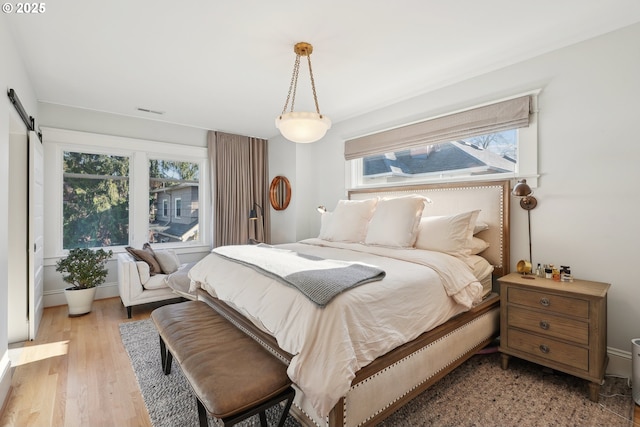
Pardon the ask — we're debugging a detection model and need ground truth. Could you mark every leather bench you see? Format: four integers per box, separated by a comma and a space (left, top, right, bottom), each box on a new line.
150, 301, 294, 427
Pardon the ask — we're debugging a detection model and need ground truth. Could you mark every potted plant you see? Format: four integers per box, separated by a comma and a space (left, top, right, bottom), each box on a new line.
55, 248, 113, 316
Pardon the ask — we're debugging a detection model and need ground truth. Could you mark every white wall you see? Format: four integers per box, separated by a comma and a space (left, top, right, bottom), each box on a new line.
268, 137, 297, 243
0, 11, 39, 411
38, 102, 207, 147
279, 23, 640, 371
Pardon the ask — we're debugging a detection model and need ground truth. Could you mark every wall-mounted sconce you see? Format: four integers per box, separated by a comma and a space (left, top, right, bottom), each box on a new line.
512, 179, 538, 266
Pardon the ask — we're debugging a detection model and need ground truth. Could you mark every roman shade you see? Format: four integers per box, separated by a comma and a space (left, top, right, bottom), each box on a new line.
345, 96, 531, 160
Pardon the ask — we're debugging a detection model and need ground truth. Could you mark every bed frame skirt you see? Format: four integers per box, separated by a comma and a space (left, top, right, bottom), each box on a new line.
197, 289, 500, 427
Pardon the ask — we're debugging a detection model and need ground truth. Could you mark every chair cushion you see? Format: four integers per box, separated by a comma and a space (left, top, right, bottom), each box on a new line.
143, 273, 169, 290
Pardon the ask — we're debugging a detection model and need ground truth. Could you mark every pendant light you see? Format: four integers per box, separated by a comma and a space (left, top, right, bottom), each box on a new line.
275, 42, 331, 143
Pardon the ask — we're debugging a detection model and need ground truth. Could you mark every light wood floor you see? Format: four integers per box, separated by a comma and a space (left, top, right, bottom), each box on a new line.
0, 297, 181, 427
1, 297, 639, 427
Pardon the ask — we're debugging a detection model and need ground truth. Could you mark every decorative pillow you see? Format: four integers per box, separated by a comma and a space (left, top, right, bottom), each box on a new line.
322, 199, 378, 243
414, 210, 480, 258
469, 236, 490, 255
473, 221, 489, 235
125, 245, 162, 275
365, 196, 427, 247
317, 212, 334, 240
136, 261, 151, 285
154, 249, 181, 274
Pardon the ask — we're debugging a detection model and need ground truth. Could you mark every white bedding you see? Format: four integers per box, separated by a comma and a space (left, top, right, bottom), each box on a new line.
188, 238, 484, 417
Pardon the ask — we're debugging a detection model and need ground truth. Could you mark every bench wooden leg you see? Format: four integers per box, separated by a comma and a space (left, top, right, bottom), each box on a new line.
276, 387, 295, 427
164, 351, 173, 375
127, 306, 132, 319
259, 411, 267, 427
220, 386, 295, 427
158, 334, 173, 375
197, 398, 209, 427
159, 335, 167, 372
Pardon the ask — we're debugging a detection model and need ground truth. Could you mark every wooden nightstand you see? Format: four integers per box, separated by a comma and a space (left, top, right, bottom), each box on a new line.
498, 272, 610, 402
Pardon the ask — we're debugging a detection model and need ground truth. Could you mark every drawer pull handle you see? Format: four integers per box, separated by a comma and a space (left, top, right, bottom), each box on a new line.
539, 321, 549, 330
540, 297, 550, 307
539, 344, 550, 354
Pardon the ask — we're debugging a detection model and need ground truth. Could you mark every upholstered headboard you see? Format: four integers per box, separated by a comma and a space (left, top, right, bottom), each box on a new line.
348, 180, 510, 277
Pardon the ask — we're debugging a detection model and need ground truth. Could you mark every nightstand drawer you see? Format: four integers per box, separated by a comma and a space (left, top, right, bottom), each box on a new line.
508, 287, 589, 318
507, 328, 589, 371
507, 306, 589, 345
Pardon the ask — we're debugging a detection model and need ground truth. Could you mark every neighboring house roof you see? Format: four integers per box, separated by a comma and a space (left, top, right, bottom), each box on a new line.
150, 219, 198, 242
150, 182, 198, 194
363, 141, 515, 177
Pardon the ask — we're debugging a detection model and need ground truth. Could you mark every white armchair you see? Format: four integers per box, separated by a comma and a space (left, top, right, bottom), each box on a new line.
117, 251, 195, 318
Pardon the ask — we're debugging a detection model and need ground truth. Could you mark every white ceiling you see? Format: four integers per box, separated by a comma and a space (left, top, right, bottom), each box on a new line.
6, 0, 640, 140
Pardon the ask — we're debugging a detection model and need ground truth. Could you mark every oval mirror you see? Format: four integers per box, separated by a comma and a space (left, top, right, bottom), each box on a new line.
269, 175, 291, 211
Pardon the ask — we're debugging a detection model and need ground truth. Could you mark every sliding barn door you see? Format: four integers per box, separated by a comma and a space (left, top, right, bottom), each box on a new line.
28, 131, 44, 340
7, 128, 28, 342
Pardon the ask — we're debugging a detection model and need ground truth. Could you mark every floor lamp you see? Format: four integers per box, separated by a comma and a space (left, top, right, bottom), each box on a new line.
512, 179, 538, 269
248, 203, 264, 244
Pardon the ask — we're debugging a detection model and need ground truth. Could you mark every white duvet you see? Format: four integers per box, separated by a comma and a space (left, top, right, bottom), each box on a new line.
188, 238, 483, 417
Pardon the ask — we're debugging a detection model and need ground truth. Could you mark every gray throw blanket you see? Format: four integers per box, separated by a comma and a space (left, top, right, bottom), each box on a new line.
213, 244, 386, 307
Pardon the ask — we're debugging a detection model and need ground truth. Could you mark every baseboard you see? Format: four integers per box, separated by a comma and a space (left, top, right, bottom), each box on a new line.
0, 350, 12, 415
606, 346, 631, 379
43, 281, 120, 308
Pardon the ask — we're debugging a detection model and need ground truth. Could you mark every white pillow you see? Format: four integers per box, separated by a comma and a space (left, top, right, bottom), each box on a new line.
322, 199, 378, 242
469, 236, 490, 255
365, 196, 427, 247
317, 212, 333, 240
154, 249, 181, 274
415, 210, 480, 258
474, 221, 489, 235
136, 261, 151, 285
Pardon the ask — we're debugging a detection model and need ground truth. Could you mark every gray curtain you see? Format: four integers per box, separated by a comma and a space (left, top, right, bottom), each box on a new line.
208, 131, 269, 247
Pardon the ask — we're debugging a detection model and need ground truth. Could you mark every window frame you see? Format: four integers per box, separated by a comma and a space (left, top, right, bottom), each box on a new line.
174, 198, 182, 219
346, 91, 540, 189
162, 199, 169, 218
43, 127, 210, 258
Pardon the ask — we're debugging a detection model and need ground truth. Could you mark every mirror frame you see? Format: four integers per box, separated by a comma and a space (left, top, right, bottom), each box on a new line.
269, 175, 292, 211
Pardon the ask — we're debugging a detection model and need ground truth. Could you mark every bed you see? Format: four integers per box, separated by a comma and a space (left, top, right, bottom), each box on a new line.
190, 180, 510, 427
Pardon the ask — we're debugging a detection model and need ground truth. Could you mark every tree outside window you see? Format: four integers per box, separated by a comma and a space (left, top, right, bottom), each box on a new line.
62, 151, 129, 249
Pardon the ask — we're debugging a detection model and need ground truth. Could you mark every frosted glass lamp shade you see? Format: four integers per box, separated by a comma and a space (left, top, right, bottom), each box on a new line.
275, 112, 331, 143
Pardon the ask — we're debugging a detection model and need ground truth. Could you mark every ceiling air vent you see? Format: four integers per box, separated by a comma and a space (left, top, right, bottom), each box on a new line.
136, 107, 165, 115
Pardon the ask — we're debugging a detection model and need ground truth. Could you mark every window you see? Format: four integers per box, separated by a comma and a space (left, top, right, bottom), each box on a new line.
347, 93, 538, 188
361, 129, 517, 185
44, 128, 209, 256
149, 160, 198, 243
62, 151, 129, 249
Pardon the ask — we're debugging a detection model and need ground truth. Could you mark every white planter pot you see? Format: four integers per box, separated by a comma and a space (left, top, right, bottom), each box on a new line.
64, 287, 98, 316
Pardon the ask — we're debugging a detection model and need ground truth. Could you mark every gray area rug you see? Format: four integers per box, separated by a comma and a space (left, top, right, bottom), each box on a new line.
120, 318, 634, 427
